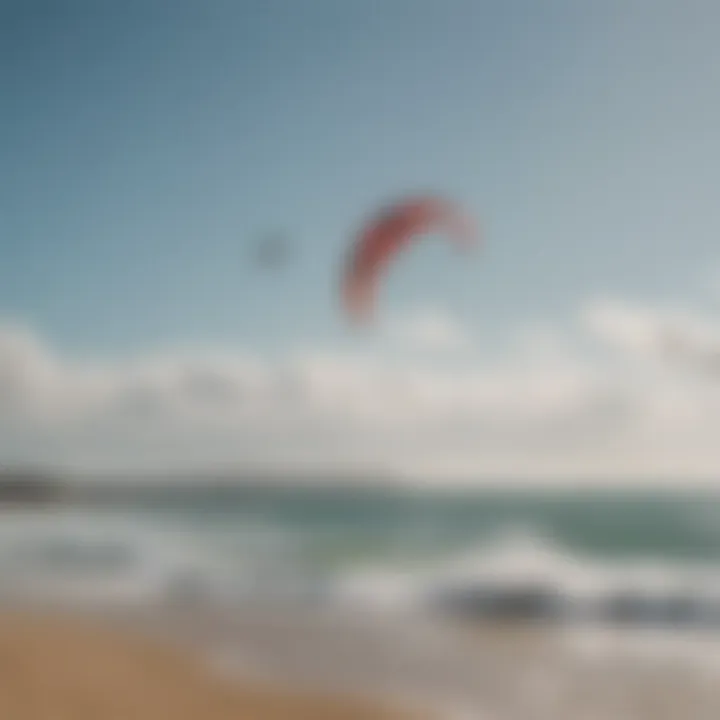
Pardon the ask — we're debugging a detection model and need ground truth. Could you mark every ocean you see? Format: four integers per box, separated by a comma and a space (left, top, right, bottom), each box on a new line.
5, 484, 720, 717
2, 485, 720, 615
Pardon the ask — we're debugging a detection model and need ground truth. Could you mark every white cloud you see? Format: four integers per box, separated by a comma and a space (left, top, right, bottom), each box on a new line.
581, 297, 720, 374
2, 296, 720, 485
388, 307, 471, 352
581, 299, 667, 356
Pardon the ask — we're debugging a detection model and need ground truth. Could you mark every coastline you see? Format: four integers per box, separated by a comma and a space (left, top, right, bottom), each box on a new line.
3, 598, 720, 718
0, 608, 423, 720
4, 485, 720, 718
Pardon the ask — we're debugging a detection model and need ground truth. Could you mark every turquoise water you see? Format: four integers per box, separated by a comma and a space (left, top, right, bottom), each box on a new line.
4, 486, 720, 612
104, 486, 720, 567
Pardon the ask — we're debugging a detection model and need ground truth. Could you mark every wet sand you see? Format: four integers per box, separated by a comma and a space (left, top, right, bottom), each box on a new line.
4, 604, 720, 719
0, 610, 420, 720
161, 607, 720, 720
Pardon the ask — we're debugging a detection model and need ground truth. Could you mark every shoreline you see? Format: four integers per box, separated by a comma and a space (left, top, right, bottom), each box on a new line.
0, 608, 424, 720
3, 599, 720, 718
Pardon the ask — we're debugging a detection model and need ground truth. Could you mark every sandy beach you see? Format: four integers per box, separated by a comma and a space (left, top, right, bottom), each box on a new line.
38, 602, 720, 720
0, 610, 420, 720
4, 602, 720, 719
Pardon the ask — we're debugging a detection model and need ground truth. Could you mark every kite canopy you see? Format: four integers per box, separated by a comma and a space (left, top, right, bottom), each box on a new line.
341, 195, 478, 324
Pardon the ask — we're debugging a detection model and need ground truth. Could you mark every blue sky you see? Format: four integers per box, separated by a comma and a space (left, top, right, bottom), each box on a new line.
3, 0, 719, 358
4, 1, 720, 479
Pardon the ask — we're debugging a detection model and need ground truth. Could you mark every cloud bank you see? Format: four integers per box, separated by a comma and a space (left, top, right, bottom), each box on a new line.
2, 299, 720, 485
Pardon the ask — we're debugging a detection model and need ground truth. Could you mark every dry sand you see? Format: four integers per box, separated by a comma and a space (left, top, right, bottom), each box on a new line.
0, 611, 421, 720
